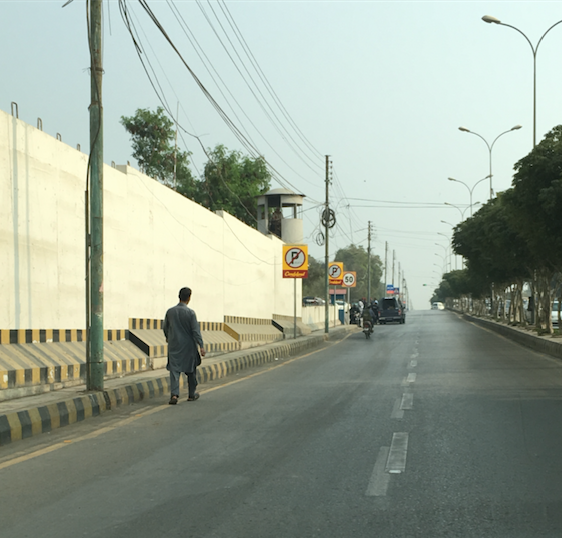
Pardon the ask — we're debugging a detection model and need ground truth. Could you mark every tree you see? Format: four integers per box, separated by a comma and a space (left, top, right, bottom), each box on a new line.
198, 145, 271, 228
302, 256, 325, 298
121, 108, 271, 226
120, 107, 196, 195
332, 244, 384, 302
505, 125, 562, 330
302, 245, 383, 304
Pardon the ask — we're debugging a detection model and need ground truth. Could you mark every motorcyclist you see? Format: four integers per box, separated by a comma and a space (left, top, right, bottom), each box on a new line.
370, 298, 379, 324
362, 303, 374, 334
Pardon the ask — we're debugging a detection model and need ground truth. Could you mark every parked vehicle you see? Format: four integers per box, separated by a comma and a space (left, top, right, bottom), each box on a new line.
350, 304, 361, 325
552, 301, 560, 327
379, 297, 405, 324
302, 296, 325, 306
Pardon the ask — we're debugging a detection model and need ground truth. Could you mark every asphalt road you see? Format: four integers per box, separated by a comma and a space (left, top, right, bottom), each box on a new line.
3, 310, 562, 537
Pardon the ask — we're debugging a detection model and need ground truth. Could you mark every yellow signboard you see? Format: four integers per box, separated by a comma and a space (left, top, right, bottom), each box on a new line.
328, 262, 344, 285
282, 245, 309, 278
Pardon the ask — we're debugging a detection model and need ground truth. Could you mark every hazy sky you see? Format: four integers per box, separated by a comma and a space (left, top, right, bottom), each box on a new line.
3, 1, 562, 308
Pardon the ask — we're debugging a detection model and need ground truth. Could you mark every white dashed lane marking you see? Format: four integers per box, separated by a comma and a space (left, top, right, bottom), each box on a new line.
400, 392, 414, 410
386, 432, 409, 474
391, 398, 404, 419
365, 446, 391, 496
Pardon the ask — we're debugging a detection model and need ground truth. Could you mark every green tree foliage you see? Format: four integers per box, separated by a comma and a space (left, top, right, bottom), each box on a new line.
121, 108, 271, 227
453, 196, 532, 289
303, 245, 383, 303
302, 256, 326, 298
439, 125, 562, 330
120, 107, 196, 195
333, 244, 383, 302
198, 145, 271, 228
508, 125, 562, 271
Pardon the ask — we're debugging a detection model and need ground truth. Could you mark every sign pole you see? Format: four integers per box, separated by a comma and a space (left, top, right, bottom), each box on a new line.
347, 288, 351, 322
282, 245, 308, 339
294, 278, 297, 339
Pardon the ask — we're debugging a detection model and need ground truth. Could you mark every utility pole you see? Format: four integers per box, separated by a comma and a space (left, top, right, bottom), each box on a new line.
88, 0, 104, 391
392, 250, 395, 287
324, 155, 330, 334
384, 241, 388, 296
367, 221, 372, 301
173, 101, 179, 187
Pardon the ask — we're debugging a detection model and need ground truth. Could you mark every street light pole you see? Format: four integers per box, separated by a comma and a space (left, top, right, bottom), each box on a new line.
437, 232, 453, 270
434, 252, 447, 272
448, 175, 491, 217
482, 14, 562, 147
444, 201, 480, 220
458, 126, 521, 199
435, 243, 449, 272
440, 221, 459, 270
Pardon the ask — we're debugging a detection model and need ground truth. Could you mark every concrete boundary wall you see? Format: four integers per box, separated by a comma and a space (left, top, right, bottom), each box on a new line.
0, 109, 299, 332
462, 313, 562, 360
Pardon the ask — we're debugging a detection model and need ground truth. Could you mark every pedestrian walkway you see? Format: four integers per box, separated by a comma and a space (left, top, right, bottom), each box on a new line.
0, 325, 357, 447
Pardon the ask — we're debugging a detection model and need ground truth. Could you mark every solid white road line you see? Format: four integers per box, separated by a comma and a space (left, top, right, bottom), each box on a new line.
400, 392, 414, 410
386, 432, 409, 474
391, 398, 404, 419
366, 446, 391, 496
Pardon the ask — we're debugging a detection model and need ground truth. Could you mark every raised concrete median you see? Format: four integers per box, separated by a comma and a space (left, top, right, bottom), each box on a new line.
462, 313, 562, 360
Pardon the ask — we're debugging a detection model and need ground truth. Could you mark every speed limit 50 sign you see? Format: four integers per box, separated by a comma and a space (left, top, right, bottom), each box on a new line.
342, 271, 356, 288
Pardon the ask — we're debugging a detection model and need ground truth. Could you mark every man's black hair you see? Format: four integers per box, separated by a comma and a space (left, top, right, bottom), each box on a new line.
179, 287, 192, 301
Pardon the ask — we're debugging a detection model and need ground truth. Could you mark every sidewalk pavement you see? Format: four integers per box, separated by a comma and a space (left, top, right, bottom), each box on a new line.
0, 324, 358, 447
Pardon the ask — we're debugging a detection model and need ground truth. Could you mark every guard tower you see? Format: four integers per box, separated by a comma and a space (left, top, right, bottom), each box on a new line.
257, 188, 305, 243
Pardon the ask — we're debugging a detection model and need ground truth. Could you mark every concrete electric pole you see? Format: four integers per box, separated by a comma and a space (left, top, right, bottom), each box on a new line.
87, 0, 104, 391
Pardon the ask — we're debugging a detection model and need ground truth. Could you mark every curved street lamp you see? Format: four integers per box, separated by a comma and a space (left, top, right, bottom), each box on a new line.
438, 228, 460, 270
435, 242, 450, 272
482, 14, 562, 147
448, 175, 491, 216
434, 252, 446, 273
457, 126, 521, 199
444, 201, 480, 220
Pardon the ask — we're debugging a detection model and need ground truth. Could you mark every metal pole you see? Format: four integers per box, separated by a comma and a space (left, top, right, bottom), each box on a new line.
384, 241, 388, 296
88, 0, 104, 391
392, 250, 395, 287
294, 278, 297, 339
174, 101, 179, 187
324, 155, 330, 334
367, 221, 371, 301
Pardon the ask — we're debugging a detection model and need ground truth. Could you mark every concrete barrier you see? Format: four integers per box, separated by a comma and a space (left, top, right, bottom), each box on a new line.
462, 313, 562, 360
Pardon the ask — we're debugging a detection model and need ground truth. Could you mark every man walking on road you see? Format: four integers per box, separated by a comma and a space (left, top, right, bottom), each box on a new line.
163, 287, 206, 405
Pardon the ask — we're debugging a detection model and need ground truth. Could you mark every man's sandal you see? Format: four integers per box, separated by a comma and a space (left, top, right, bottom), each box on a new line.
169, 395, 179, 405
187, 393, 200, 401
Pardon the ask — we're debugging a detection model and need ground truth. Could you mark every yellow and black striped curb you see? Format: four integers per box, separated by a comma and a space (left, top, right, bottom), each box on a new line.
0, 334, 327, 447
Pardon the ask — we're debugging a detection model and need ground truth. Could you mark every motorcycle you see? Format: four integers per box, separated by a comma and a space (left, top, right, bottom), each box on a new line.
363, 320, 373, 339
